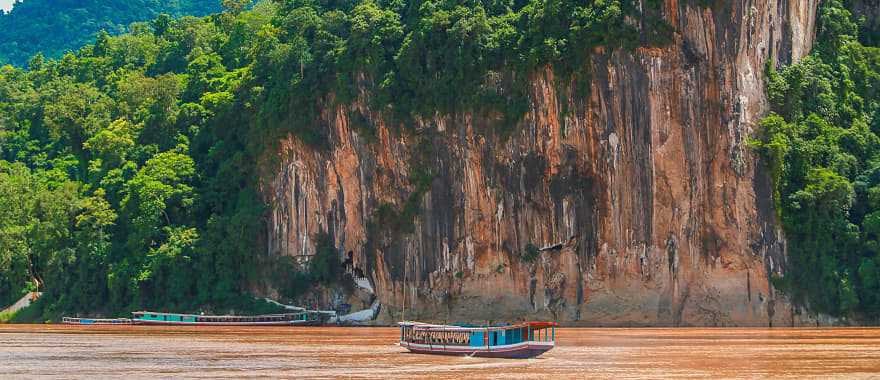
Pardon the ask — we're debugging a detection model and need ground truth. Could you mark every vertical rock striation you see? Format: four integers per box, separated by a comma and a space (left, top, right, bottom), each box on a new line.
264, 0, 819, 326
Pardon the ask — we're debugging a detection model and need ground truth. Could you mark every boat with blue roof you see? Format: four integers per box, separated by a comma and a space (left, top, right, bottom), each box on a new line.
130, 310, 330, 326
63, 310, 332, 326
62, 317, 132, 325
399, 321, 557, 359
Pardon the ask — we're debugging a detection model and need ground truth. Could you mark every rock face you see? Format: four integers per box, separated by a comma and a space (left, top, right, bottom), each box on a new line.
851, 0, 880, 40
264, 0, 819, 326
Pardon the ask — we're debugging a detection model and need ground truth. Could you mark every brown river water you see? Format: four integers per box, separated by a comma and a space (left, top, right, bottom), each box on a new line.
1, 325, 879, 379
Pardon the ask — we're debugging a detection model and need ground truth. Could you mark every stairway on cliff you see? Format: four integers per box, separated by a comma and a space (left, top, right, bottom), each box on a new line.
1, 292, 41, 316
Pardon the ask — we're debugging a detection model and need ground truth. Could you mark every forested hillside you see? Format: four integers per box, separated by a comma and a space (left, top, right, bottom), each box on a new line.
0, 0, 220, 66
0, 0, 876, 322
752, 0, 880, 318
0, 0, 671, 320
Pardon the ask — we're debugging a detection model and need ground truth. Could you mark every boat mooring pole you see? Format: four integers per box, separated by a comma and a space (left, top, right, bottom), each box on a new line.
402, 247, 407, 322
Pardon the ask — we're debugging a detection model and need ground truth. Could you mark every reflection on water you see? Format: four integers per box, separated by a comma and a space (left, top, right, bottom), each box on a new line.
1, 325, 879, 379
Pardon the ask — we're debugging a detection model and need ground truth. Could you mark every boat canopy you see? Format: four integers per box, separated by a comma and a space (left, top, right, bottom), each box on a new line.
398, 321, 557, 332
399, 320, 557, 358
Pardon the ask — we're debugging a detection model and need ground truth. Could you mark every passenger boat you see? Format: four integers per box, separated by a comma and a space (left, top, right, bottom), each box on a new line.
62, 317, 132, 325
399, 321, 557, 359
131, 311, 329, 326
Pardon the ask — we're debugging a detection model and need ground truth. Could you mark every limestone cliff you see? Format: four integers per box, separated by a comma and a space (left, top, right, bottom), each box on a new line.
263, 0, 819, 326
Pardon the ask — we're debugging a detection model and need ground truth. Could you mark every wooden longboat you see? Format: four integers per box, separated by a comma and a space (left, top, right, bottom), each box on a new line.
62, 317, 132, 325
399, 321, 557, 359
131, 311, 329, 326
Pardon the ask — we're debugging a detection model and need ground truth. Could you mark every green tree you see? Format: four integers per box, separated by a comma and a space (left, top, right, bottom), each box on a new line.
755, 0, 880, 318
223, 0, 253, 15
0, 0, 688, 319
0, 0, 220, 67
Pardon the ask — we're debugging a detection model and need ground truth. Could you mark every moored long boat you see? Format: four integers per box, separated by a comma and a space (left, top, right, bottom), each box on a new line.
399, 321, 557, 359
62, 317, 132, 325
131, 311, 330, 326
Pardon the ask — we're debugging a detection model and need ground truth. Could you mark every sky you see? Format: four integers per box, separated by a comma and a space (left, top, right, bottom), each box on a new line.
0, 0, 16, 13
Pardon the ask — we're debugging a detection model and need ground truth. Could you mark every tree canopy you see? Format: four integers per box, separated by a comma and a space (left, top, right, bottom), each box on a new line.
752, 0, 880, 318
0, 0, 675, 319
0, 0, 220, 67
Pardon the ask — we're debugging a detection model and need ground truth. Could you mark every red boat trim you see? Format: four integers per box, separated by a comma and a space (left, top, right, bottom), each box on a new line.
401, 341, 554, 353
400, 341, 555, 359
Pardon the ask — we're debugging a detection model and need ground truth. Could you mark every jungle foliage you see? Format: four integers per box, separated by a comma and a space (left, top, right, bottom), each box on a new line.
0, 0, 672, 319
0, 0, 220, 67
752, 0, 880, 318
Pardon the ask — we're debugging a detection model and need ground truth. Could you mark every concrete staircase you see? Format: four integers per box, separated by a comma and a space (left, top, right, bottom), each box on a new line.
1, 292, 42, 315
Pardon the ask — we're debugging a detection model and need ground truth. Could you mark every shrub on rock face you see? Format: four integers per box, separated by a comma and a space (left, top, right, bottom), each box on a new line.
522, 243, 540, 263
311, 232, 343, 286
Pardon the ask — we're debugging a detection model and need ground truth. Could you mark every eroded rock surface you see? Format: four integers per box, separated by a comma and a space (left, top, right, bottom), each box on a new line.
263, 0, 819, 326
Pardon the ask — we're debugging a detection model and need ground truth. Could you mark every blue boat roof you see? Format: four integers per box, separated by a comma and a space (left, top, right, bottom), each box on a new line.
399, 321, 557, 331
449, 322, 512, 328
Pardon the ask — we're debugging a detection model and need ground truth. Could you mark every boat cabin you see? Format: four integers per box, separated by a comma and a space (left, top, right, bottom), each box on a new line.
473, 323, 556, 346
131, 311, 326, 325
400, 321, 556, 348
134, 312, 197, 323
62, 317, 132, 325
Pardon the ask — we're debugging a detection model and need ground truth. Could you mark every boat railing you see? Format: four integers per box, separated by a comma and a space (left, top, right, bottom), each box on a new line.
62, 317, 132, 324
399, 321, 557, 358
401, 321, 556, 350
131, 310, 333, 324
527, 324, 556, 343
